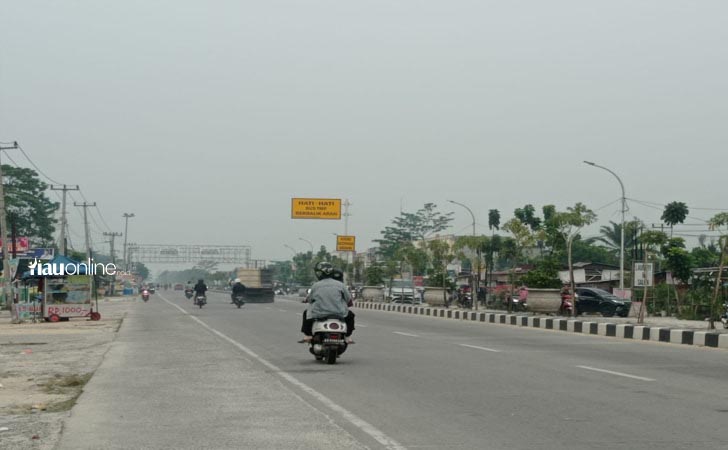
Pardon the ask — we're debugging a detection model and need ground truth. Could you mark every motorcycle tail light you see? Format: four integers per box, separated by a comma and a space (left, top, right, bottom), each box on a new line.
329, 334, 340, 339
329, 322, 340, 330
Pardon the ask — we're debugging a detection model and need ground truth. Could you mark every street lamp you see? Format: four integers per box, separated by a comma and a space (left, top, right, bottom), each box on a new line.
298, 237, 314, 253
122, 213, 135, 271
283, 244, 297, 256
584, 161, 626, 291
448, 200, 478, 310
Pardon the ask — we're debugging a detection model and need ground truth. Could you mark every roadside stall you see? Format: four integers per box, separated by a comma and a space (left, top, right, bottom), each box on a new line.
22, 255, 101, 322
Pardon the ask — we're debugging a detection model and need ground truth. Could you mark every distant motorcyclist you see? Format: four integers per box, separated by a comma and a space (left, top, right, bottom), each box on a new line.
193, 279, 207, 299
231, 278, 246, 303
300, 262, 355, 344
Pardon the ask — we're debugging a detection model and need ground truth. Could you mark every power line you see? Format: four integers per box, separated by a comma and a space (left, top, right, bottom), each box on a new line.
15, 143, 65, 185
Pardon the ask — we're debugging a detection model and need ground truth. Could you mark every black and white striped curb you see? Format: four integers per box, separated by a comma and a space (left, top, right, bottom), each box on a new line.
354, 301, 728, 350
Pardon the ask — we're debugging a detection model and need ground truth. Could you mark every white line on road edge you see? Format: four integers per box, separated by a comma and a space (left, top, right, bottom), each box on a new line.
159, 295, 405, 450
393, 332, 419, 337
576, 365, 655, 382
459, 344, 501, 353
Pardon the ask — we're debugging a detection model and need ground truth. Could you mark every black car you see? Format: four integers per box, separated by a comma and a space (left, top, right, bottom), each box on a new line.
574, 287, 630, 317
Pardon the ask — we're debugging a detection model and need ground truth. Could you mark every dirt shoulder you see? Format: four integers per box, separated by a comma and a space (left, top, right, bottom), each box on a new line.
0, 297, 138, 450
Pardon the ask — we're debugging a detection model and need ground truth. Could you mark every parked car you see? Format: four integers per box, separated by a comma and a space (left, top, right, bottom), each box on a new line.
574, 287, 630, 317
174, 283, 184, 291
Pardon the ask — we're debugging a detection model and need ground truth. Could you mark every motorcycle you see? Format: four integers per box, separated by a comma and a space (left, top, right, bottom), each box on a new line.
308, 317, 349, 364
457, 293, 472, 309
195, 295, 206, 309
720, 303, 728, 329
511, 296, 528, 312
559, 294, 574, 316
185, 289, 193, 300
141, 289, 150, 302
233, 295, 245, 308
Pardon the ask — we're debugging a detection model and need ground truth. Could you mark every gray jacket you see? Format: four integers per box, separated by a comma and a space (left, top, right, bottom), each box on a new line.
308, 278, 351, 319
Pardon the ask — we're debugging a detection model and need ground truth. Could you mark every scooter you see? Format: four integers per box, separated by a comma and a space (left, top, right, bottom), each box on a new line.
141, 289, 150, 302
233, 295, 245, 308
185, 289, 193, 300
560, 295, 574, 316
195, 295, 206, 309
511, 296, 528, 312
309, 317, 349, 364
720, 303, 728, 329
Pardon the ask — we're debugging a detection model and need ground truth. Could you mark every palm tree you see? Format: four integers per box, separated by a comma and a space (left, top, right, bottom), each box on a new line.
661, 201, 689, 237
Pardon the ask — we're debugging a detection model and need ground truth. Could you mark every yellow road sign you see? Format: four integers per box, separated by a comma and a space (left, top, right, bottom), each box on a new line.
336, 235, 356, 252
291, 198, 342, 219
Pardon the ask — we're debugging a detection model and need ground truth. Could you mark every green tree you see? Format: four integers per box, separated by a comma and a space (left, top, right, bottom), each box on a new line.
521, 256, 562, 288
2, 165, 58, 246
707, 213, 728, 328
661, 201, 689, 237
514, 204, 542, 232
660, 237, 693, 315
553, 203, 597, 316
375, 203, 453, 275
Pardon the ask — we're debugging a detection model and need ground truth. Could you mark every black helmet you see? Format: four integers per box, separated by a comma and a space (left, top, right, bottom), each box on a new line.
198, 279, 204, 284
331, 268, 344, 282
314, 261, 334, 280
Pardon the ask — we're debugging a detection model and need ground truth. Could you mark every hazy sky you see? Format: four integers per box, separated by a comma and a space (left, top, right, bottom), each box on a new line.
2, 1, 727, 267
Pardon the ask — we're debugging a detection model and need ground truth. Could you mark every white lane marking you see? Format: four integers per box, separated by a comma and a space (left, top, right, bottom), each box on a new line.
277, 309, 287, 312
393, 331, 419, 337
459, 344, 501, 353
159, 295, 405, 450
357, 324, 368, 328
577, 365, 655, 382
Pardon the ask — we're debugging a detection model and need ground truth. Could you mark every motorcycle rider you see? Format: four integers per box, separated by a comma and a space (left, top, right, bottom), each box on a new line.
193, 279, 207, 303
231, 278, 246, 303
300, 262, 355, 344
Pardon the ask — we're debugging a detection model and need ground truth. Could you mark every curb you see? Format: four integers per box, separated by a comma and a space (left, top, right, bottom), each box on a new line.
354, 302, 728, 350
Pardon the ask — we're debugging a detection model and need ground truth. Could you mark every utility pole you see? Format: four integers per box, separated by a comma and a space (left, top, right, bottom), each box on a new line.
103, 231, 122, 296
0, 142, 18, 318
122, 213, 135, 271
75, 202, 96, 300
343, 199, 352, 285
50, 185, 80, 256
102, 232, 122, 264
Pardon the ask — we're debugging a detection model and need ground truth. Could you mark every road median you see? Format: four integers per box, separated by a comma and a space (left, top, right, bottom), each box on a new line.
354, 301, 728, 350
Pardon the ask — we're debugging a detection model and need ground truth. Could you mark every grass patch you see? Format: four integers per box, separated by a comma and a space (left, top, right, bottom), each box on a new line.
42, 373, 92, 395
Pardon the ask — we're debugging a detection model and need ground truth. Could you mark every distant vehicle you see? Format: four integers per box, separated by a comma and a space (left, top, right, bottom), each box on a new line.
233, 267, 275, 303
387, 279, 417, 303
574, 287, 630, 317
174, 283, 184, 291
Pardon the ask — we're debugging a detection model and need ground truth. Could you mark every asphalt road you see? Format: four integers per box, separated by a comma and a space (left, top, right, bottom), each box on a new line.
59, 290, 728, 449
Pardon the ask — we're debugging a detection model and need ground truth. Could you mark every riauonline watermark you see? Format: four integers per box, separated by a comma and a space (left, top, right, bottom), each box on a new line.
28, 258, 117, 276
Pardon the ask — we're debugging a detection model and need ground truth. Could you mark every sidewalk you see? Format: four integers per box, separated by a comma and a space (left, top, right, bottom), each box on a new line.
56, 297, 365, 449
0, 297, 137, 450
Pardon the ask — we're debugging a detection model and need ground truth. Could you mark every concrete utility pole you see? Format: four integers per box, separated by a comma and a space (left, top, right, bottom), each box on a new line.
103, 231, 122, 296
448, 200, 478, 310
103, 232, 122, 263
50, 185, 80, 256
0, 142, 18, 318
122, 213, 135, 271
75, 202, 96, 299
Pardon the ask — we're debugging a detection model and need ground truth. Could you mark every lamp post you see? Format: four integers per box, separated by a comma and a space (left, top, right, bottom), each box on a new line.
122, 213, 135, 271
448, 200, 478, 310
583, 161, 626, 291
298, 237, 314, 254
